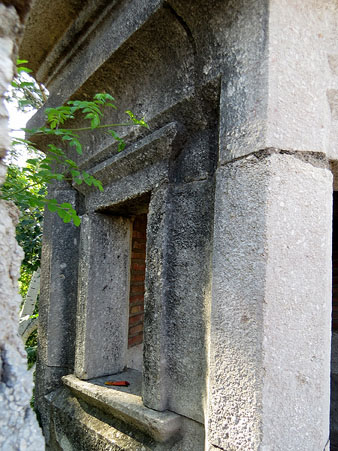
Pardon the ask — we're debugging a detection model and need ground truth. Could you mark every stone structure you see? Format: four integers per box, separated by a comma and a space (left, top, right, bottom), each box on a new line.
0, 1, 44, 450
21, 0, 338, 449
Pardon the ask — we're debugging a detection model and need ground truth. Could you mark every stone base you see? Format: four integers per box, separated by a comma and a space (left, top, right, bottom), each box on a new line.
44, 373, 204, 451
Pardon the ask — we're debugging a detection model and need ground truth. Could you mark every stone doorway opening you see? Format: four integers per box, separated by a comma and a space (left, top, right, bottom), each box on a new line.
74, 194, 150, 382
126, 213, 147, 372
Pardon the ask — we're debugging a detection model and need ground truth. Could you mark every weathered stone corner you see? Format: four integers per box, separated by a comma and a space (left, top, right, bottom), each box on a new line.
0, 3, 44, 449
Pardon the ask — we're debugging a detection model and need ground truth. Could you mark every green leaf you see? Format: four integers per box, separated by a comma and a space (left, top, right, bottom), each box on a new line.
94, 93, 115, 103
26, 159, 39, 165
69, 139, 82, 155
92, 179, 104, 191
47, 203, 58, 212
125, 110, 149, 129
20, 82, 35, 88
62, 213, 72, 223
91, 116, 100, 129
17, 67, 33, 74
109, 130, 126, 152
39, 163, 51, 170
73, 215, 81, 227
65, 159, 77, 168
60, 202, 73, 209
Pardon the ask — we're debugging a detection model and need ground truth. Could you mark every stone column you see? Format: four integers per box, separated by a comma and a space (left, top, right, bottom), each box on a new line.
143, 183, 170, 411
207, 151, 332, 450
0, 3, 44, 450
35, 183, 80, 440
206, 0, 335, 448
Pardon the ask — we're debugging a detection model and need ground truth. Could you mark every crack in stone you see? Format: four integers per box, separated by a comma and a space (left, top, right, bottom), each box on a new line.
0, 348, 13, 388
211, 444, 226, 451
220, 147, 329, 170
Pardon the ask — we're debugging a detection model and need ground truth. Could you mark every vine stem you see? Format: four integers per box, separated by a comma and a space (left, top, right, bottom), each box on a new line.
38, 82, 48, 103
66, 122, 133, 131
10, 122, 134, 133
1, 181, 44, 199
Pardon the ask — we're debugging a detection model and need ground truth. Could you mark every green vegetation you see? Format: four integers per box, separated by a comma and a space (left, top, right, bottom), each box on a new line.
4, 91, 148, 227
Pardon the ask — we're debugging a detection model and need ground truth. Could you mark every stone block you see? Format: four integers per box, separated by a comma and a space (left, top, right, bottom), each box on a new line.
39, 186, 80, 368
207, 151, 332, 450
218, 0, 338, 163
266, 0, 333, 155
164, 180, 214, 423
46, 383, 204, 450
143, 178, 215, 423
63, 372, 182, 443
143, 183, 170, 412
75, 213, 131, 379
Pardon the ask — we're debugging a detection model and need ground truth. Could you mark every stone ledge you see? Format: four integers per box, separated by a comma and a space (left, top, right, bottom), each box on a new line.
74, 122, 179, 193
62, 373, 182, 443
24, 0, 163, 112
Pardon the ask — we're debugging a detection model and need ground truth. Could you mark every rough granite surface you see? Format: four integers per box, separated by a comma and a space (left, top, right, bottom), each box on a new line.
208, 152, 332, 450
0, 4, 44, 450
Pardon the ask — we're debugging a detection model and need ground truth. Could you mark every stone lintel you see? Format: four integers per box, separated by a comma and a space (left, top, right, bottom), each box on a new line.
24, 0, 163, 112
85, 162, 167, 214
75, 122, 179, 194
62, 373, 182, 443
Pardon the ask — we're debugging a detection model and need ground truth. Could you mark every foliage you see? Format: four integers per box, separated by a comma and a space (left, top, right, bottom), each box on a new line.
1, 164, 45, 296
25, 329, 38, 370
5, 59, 47, 112
3, 90, 149, 226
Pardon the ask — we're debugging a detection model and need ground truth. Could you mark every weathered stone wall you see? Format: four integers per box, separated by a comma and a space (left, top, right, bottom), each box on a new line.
22, 0, 336, 449
0, 3, 44, 450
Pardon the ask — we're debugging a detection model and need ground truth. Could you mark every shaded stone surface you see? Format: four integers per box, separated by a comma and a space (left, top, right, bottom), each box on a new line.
39, 185, 80, 368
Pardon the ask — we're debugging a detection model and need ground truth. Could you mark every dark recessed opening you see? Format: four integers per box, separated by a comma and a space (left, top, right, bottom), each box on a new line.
128, 214, 147, 349
331, 191, 338, 450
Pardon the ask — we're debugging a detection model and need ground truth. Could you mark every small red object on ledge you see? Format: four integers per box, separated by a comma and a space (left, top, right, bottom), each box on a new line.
104, 380, 130, 387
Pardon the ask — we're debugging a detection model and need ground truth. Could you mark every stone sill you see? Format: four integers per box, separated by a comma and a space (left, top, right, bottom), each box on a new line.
62, 370, 181, 443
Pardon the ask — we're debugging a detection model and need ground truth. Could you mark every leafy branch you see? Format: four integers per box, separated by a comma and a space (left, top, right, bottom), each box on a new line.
3, 87, 149, 226
6, 59, 47, 111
